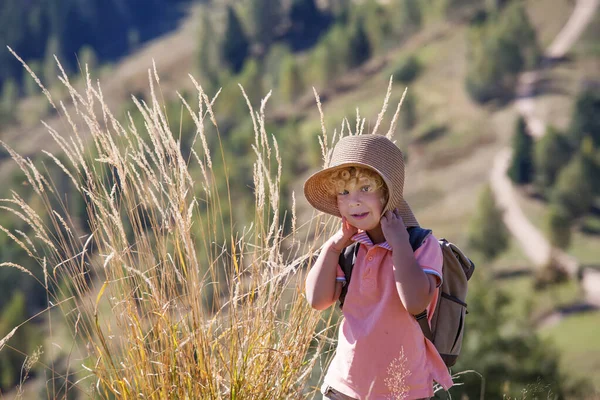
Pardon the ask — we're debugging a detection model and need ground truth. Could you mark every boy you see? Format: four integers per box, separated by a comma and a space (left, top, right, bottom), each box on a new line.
304, 134, 453, 399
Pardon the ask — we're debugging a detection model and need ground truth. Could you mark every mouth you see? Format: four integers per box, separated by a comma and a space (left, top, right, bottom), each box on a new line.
351, 212, 369, 219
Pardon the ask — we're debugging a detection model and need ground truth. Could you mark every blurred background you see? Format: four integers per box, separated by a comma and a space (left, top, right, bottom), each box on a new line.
0, 0, 599, 398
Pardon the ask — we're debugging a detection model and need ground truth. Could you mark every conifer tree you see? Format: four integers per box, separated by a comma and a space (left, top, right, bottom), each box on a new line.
497, 2, 540, 69
287, 0, 330, 50
361, 1, 387, 55
278, 54, 304, 103
508, 116, 534, 184
43, 36, 62, 87
324, 25, 351, 76
546, 205, 572, 250
534, 126, 573, 194
347, 17, 371, 68
398, 0, 422, 29
221, 6, 249, 74
247, 0, 282, 52
77, 45, 97, 73
401, 90, 417, 130
0, 79, 18, 123
551, 150, 595, 219
569, 87, 600, 146
465, 2, 539, 103
22, 61, 42, 97
467, 185, 509, 260
307, 41, 337, 89
197, 9, 220, 93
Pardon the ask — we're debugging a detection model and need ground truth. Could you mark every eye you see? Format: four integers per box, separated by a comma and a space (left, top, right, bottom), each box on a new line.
338, 189, 349, 196
360, 185, 371, 192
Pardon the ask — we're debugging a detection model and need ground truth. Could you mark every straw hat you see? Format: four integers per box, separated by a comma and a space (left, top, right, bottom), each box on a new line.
303, 134, 419, 227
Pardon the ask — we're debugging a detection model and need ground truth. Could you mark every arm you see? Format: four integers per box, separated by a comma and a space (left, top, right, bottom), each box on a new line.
305, 218, 357, 310
381, 210, 437, 315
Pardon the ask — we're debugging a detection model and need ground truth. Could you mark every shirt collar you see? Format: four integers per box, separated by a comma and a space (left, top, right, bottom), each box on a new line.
351, 231, 393, 251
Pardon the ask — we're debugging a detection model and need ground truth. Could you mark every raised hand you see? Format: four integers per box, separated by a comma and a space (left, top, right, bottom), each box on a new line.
380, 209, 409, 250
329, 216, 358, 253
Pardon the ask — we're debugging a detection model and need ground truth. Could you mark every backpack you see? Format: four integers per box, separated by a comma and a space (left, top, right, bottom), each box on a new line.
338, 227, 475, 367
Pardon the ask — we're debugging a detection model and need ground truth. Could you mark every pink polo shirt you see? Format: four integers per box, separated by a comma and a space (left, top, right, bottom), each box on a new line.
325, 233, 453, 399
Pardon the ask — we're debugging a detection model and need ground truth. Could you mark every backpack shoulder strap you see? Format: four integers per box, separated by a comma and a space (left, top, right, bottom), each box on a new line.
408, 227, 435, 342
415, 310, 434, 342
407, 227, 432, 251
338, 242, 359, 309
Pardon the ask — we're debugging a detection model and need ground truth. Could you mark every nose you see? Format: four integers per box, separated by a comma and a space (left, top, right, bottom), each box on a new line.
348, 192, 361, 206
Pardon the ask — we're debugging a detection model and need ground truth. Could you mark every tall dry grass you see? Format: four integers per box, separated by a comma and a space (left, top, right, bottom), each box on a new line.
0, 53, 348, 398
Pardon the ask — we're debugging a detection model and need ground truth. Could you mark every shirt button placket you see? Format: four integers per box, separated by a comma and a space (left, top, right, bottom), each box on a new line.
362, 251, 375, 290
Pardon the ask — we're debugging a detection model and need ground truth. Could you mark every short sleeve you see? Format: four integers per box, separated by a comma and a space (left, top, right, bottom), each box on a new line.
413, 234, 443, 287
336, 264, 347, 286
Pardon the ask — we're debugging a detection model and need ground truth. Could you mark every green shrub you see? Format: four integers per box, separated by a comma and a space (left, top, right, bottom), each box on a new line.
392, 55, 421, 83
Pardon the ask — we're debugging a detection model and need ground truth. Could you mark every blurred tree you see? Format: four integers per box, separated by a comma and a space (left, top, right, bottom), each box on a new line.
76, 45, 97, 74
246, 0, 283, 54
22, 61, 43, 98
237, 58, 263, 107
533, 126, 573, 195
569, 86, 600, 146
306, 40, 336, 90
546, 204, 572, 250
319, 24, 351, 78
392, 54, 422, 83
360, 1, 388, 55
485, 0, 510, 13
196, 9, 220, 94
221, 6, 250, 74
394, 0, 422, 32
0, 78, 18, 124
467, 184, 509, 260
43, 35, 63, 88
465, 2, 539, 103
465, 26, 512, 102
551, 148, 595, 219
401, 90, 417, 131
278, 54, 304, 103
328, 0, 352, 18
386, 0, 420, 45
286, 0, 332, 50
579, 136, 600, 195
263, 44, 292, 90
496, 1, 540, 69
219, 58, 263, 120
346, 17, 371, 68
127, 29, 141, 51
508, 116, 534, 184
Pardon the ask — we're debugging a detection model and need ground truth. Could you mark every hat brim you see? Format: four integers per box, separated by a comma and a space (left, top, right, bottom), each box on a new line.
303, 162, 419, 227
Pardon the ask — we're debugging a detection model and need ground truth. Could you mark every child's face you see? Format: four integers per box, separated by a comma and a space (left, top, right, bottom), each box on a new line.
336, 177, 386, 232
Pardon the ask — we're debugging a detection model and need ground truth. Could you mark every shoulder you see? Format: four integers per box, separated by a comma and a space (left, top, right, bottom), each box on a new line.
414, 234, 442, 266
414, 233, 441, 256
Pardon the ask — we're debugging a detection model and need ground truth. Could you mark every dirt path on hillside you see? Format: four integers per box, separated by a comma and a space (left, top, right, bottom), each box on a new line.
490, 0, 600, 315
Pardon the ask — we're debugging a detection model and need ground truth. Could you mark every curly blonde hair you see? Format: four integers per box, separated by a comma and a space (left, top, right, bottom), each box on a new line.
327, 166, 388, 202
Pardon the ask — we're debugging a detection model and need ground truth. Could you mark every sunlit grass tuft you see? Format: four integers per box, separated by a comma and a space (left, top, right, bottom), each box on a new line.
0, 55, 345, 398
